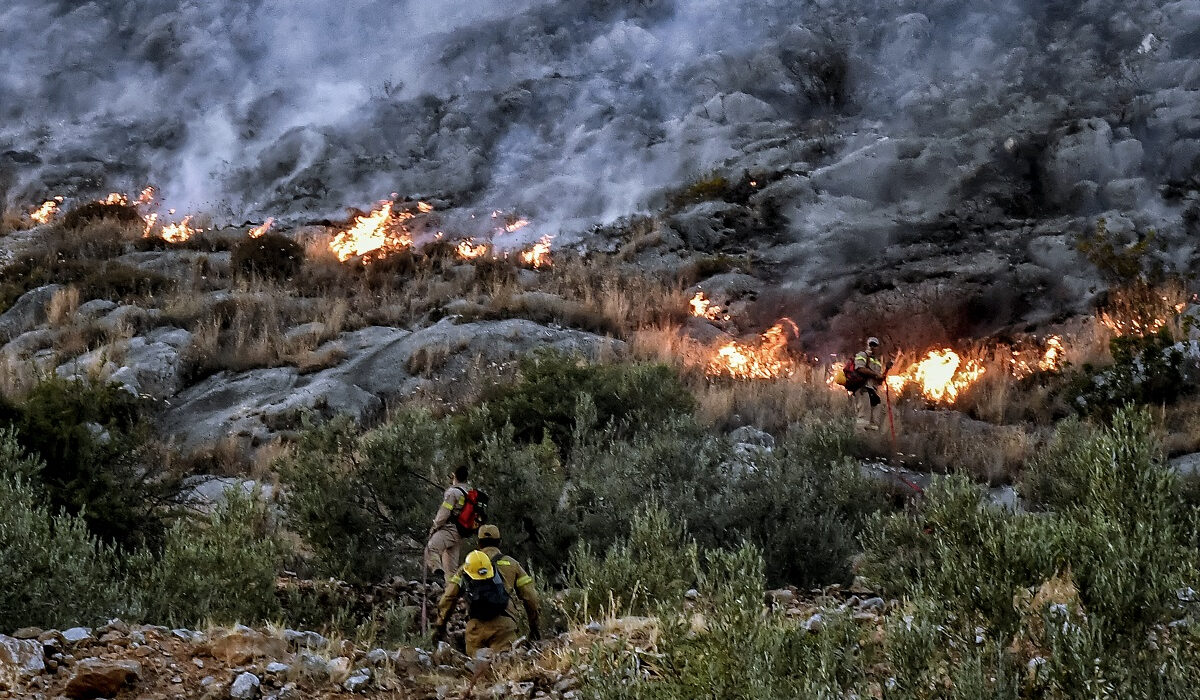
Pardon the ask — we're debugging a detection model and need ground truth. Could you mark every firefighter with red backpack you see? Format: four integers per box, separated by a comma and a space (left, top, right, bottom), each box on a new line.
426, 465, 487, 583
434, 524, 541, 656
837, 336, 890, 430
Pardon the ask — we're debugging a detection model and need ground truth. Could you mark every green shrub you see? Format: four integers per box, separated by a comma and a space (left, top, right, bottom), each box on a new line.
471, 351, 695, 453
1070, 330, 1193, 415
231, 232, 304, 280
0, 430, 126, 630
0, 378, 179, 549
563, 504, 698, 620
711, 421, 892, 586
139, 490, 284, 627
280, 412, 455, 584
863, 406, 1193, 642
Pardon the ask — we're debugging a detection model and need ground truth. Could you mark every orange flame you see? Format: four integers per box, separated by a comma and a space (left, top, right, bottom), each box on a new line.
456, 239, 488, 260
689, 291, 727, 320
706, 319, 799, 379
519, 236, 553, 268
159, 216, 199, 244
30, 197, 63, 224
329, 202, 417, 262
100, 192, 128, 205
249, 217, 274, 239
505, 218, 530, 233
887, 349, 985, 403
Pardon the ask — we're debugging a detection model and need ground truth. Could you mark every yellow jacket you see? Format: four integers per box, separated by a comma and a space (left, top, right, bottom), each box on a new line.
436, 547, 540, 628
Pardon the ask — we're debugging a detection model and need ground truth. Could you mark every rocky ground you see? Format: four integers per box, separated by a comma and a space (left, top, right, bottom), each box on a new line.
0, 581, 892, 700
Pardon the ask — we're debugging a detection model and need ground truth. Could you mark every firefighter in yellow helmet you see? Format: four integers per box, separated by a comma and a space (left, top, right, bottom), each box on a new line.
849, 336, 889, 430
433, 525, 541, 656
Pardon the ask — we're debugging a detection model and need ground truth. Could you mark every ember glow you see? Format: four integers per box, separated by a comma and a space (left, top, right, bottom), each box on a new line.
887, 349, 986, 403
689, 291, 726, 320
248, 218, 274, 238
456, 239, 488, 260
706, 319, 798, 380
519, 236, 553, 268
1010, 335, 1065, 379
504, 218, 530, 233
329, 202, 416, 262
30, 197, 63, 224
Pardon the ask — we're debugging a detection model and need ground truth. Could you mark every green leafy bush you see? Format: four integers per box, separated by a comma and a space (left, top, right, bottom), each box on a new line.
139, 490, 284, 627
863, 406, 1193, 642
280, 412, 454, 584
0, 430, 127, 630
470, 351, 695, 453
1070, 329, 1193, 414
0, 378, 179, 549
710, 421, 892, 586
563, 504, 698, 620
232, 232, 305, 280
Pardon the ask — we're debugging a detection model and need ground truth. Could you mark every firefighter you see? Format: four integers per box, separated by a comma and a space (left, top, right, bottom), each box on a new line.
850, 336, 888, 430
426, 465, 471, 583
434, 525, 541, 656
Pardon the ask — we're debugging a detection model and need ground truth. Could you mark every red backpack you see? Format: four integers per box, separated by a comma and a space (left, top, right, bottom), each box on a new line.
453, 488, 488, 536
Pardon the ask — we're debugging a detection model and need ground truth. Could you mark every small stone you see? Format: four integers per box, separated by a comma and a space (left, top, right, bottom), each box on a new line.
98, 631, 127, 646
859, 597, 886, 611
282, 630, 328, 649
229, 671, 261, 699
804, 613, 825, 632
11, 628, 42, 640
61, 628, 93, 644
326, 657, 352, 684
265, 662, 289, 674
170, 629, 194, 643
684, 589, 699, 600
365, 649, 389, 666
584, 622, 602, 634
343, 670, 371, 692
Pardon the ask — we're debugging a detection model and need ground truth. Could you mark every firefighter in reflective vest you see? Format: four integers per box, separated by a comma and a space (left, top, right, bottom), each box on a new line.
433, 525, 541, 656
850, 336, 888, 430
426, 465, 471, 583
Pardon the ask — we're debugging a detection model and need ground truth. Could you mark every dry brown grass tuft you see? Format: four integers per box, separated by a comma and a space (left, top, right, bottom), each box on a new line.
45, 286, 81, 326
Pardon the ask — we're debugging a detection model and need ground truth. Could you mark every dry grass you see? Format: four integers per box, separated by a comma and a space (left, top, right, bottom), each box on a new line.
45, 286, 80, 326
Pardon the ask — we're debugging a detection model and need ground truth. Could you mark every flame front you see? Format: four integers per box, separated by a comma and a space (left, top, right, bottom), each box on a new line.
30, 197, 63, 224
689, 291, 725, 320
159, 216, 199, 244
706, 319, 798, 380
519, 236, 553, 268
329, 202, 417, 262
456, 239, 488, 260
249, 218, 274, 239
505, 218, 530, 233
887, 349, 985, 403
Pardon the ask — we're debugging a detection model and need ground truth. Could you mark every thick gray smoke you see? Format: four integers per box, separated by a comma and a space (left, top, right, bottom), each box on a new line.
2, 0, 1199, 262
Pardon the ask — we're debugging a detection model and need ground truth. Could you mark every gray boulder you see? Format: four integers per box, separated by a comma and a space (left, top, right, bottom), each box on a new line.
0, 633, 45, 684
0, 284, 61, 343
229, 671, 261, 699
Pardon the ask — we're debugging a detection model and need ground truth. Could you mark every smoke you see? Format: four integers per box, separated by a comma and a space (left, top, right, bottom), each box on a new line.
2, 0, 1198, 263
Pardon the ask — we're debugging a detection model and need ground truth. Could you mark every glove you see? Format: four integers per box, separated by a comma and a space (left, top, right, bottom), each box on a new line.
528, 623, 541, 642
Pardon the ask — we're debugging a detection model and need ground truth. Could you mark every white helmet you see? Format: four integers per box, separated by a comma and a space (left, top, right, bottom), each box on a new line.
867, 337, 880, 347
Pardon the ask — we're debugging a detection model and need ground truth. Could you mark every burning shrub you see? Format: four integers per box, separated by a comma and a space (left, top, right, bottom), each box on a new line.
60, 200, 143, 230
231, 231, 304, 280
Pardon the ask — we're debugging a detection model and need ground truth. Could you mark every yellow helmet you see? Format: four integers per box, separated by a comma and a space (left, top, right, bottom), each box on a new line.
464, 550, 494, 581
